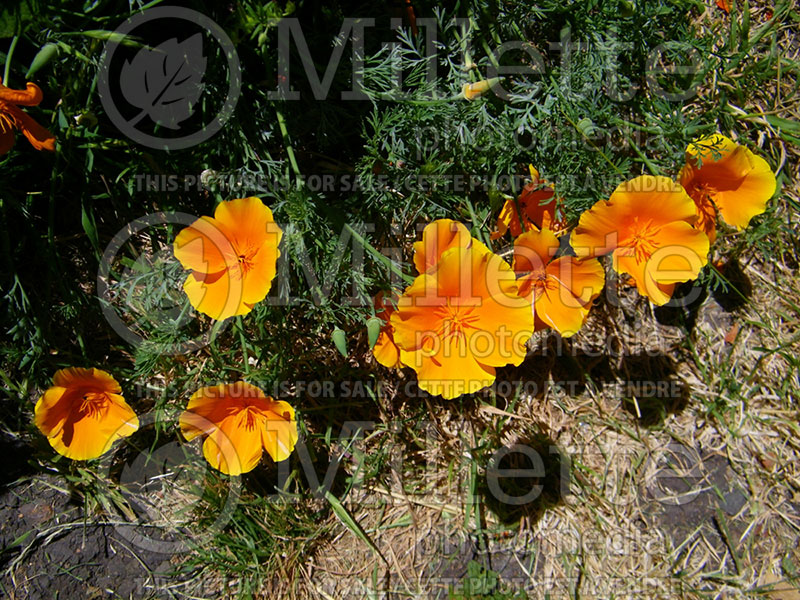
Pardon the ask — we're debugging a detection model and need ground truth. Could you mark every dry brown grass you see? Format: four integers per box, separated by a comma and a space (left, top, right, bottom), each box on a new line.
287, 3, 800, 598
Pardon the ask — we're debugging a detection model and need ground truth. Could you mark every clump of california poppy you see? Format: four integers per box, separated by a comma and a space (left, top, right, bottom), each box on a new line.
173, 197, 283, 321
386, 219, 534, 399
571, 175, 710, 305
678, 133, 776, 242
34, 368, 139, 460
179, 382, 298, 476
513, 228, 605, 337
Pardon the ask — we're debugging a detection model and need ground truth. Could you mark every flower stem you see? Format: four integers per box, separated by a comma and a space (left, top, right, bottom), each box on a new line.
3, 36, 18, 85
236, 316, 251, 375
344, 223, 414, 285
274, 106, 302, 189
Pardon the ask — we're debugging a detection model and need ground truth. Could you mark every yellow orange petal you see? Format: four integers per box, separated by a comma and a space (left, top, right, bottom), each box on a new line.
183, 269, 250, 321
412, 219, 472, 273
513, 228, 559, 274
213, 197, 283, 251
259, 400, 298, 463
547, 256, 606, 304
52, 367, 121, 393
493, 198, 518, 239
173, 215, 237, 275
391, 274, 446, 351
35, 385, 138, 461
180, 384, 242, 441
433, 243, 523, 309
613, 249, 674, 305
373, 329, 401, 368
571, 176, 696, 258
683, 134, 775, 230
202, 413, 262, 476
34, 386, 71, 438
643, 221, 709, 284
535, 278, 590, 337
410, 337, 496, 400
241, 240, 280, 305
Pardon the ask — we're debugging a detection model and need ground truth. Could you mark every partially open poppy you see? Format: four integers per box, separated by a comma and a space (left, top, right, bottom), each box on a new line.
391, 241, 533, 399
413, 219, 472, 273
0, 78, 56, 155
679, 134, 776, 242
173, 197, 283, 321
461, 78, 501, 100
179, 382, 298, 476
514, 228, 605, 337
34, 368, 138, 460
570, 175, 709, 305
372, 291, 402, 368
493, 167, 567, 239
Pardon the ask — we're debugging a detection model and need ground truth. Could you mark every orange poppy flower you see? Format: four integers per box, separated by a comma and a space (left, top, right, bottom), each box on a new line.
34, 368, 139, 460
514, 228, 605, 337
570, 175, 710, 305
179, 382, 298, 476
413, 218, 472, 273
173, 197, 283, 321
372, 291, 402, 369
391, 241, 534, 399
679, 134, 776, 242
0, 79, 56, 155
716, 0, 731, 13
493, 167, 567, 239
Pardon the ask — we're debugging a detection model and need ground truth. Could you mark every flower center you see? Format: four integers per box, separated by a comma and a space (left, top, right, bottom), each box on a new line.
435, 304, 480, 344
533, 272, 558, 295
78, 392, 109, 419
693, 183, 718, 220
626, 218, 660, 263
0, 106, 15, 134
233, 247, 257, 277
239, 405, 261, 431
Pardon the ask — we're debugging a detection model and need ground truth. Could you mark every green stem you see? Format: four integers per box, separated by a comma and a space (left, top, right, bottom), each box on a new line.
207, 319, 225, 369
3, 36, 18, 85
274, 107, 302, 188
344, 223, 413, 285
465, 197, 491, 247
236, 316, 251, 375
624, 132, 662, 175
560, 108, 624, 176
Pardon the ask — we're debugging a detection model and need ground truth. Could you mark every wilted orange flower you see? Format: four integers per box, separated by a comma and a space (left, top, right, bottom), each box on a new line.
679, 134, 776, 242
34, 368, 138, 460
391, 240, 533, 399
372, 291, 402, 368
514, 228, 605, 337
570, 175, 710, 305
493, 167, 567, 239
179, 382, 298, 476
0, 78, 56, 155
413, 218, 472, 273
716, 0, 731, 13
173, 197, 283, 321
